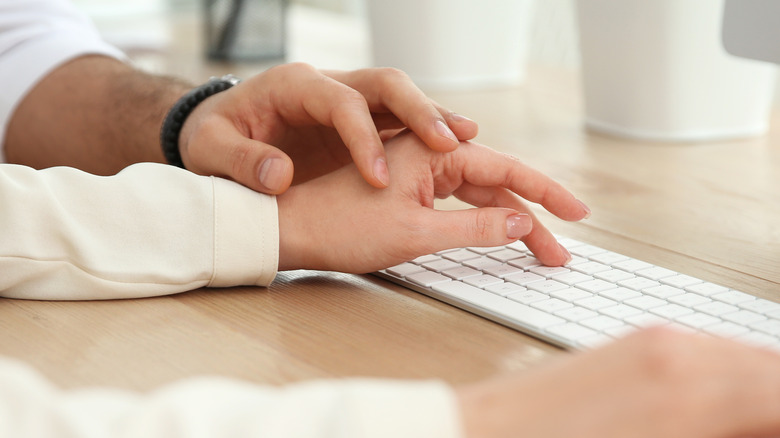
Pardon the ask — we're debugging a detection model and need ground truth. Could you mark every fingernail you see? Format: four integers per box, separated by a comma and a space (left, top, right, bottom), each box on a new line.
506, 214, 532, 239
258, 157, 286, 192
373, 157, 390, 187
578, 199, 592, 219
435, 120, 459, 143
450, 113, 473, 123
559, 243, 572, 264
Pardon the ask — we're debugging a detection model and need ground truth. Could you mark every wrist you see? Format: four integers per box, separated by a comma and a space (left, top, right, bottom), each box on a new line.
160, 74, 241, 168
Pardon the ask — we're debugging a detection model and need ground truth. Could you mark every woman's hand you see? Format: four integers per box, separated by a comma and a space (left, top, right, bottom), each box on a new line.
276, 131, 589, 272
458, 327, 780, 438
178, 63, 478, 195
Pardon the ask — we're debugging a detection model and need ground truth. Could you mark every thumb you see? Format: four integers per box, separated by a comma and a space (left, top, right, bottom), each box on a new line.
418, 208, 532, 252
185, 127, 294, 195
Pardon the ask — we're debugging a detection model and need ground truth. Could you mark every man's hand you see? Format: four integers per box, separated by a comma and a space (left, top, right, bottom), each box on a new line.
276, 131, 588, 272
178, 63, 479, 194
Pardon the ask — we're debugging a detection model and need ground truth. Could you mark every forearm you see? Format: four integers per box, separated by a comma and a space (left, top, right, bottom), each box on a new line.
0, 357, 461, 438
0, 163, 277, 300
4, 55, 192, 174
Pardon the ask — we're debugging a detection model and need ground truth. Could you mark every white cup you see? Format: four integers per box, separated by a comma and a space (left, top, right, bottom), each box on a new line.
576, 0, 777, 142
367, 0, 535, 91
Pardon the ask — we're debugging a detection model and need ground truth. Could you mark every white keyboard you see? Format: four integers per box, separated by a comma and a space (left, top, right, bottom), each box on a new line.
376, 237, 780, 350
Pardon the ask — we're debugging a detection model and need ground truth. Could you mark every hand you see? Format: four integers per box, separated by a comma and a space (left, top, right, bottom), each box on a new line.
177, 63, 478, 194
276, 131, 589, 272
458, 327, 780, 438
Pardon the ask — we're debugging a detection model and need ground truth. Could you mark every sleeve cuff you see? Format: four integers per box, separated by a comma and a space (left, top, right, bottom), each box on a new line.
208, 177, 278, 288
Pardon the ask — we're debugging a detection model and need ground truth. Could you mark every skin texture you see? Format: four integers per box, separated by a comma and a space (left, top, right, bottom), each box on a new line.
276, 132, 587, 272
457, 327, 780, 438
5, 58, 477, 196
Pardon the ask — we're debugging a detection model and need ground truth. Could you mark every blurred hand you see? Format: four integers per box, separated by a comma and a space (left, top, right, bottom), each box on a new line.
458, 327, 780, 438
276, 131, 589, 272
178, 63, 478, 194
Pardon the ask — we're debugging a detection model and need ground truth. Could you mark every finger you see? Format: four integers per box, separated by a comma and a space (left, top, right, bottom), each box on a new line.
184, 117, 294, 194
453, 182, 571, 266
412, 207, 533, 254
447, 142, 591, 222
269, 65, 390, 188
324, 68, 470, 153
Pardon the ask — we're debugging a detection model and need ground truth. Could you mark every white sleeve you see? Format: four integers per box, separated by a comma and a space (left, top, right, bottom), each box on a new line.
0, 357, 464, 438
0, 162, 278, 300
0, 0, 126, 155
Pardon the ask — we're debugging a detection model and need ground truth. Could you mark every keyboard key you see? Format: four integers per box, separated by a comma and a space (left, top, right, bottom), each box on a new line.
721, 310, 766, 326
612, 259, 653, 273
704, 321, 750, 338
599, 304, 642, 320
505, 271, 545, 286
487, 248, 526, 262
484, 282, 526, 297
685, 282, 729, 296
507, 256, 542, 269
570, 261, 612, 275
555, 306, 599, 322
483, 264, 524, 278
531, 298, 574, 313
712, 290, 755, 305
749, 319, 780, 337
411, 254, 440, 264
643, 285, 685, 299
507, 290, 549, 305
467, 246, 506, 254
423, 259, 461, 272
667, 293, 711, 308
529, 266, 571, 278
649, 303, 694, 320
739, 299, 780, 315
570, 245, 607, 258
550, 288, 593, 302
624, 313, 668, 328
576, 279, 618, 293
588, 251, 630, 265
660, 274, 703, 289
624, 295, 666, 310
599, 287, 641, 302
551, 271, 593, 286
463, 256, 504, 270
594, 269, 635, 283
463, 274, 504, 289
431, 281, 566, 330
580, 315, 624, 331
694, 300, 739, 316
675, 312, 721, 329
618, 277, 660, 291
574, 295, 618, 311
527, 280, 570, 294
442, 249, 482, 262
441, 266, 482, 280
635, 266, 677, 281
386, 263, 425, 277
407, 271, 452, 287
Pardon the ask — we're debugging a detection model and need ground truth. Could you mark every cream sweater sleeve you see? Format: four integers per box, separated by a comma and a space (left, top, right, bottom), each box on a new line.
0, 357, 463, 438
0, 162, 278, 300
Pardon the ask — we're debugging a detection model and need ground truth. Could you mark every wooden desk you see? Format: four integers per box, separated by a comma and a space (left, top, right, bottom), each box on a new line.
2, 8, 779, 393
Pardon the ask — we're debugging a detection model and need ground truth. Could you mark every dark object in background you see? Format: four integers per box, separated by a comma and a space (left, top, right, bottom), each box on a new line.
204, 0, 287, 61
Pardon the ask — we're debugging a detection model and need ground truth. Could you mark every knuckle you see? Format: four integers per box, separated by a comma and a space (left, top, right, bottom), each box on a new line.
467, 209, 495, 242
227, 142, 254, 178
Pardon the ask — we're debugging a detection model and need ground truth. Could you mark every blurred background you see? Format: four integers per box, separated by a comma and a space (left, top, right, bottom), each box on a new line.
71, 0, 780, 142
